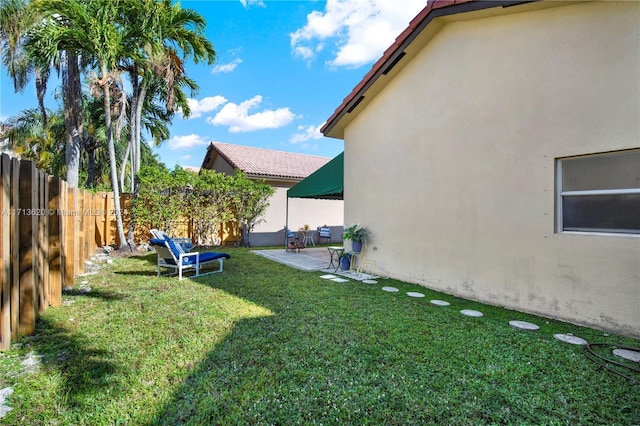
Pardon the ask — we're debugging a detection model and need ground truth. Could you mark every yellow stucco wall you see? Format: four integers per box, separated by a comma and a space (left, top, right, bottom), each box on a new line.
343, 1, 639, 336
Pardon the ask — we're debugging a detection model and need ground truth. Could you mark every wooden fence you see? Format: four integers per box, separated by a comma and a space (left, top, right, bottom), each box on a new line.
0, 154, 138, 350
0, 153, 243, 350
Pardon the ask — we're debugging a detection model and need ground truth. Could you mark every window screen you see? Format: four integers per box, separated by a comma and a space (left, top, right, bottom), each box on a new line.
557, 150, 640, 234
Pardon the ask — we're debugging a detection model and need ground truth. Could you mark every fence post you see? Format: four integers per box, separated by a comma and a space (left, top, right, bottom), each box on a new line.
18, 160, 37, 336
1, 154, 11, 350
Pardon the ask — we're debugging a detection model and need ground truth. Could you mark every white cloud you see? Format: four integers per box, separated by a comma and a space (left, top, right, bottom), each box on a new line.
184, 96, 227, 119
212, 58, 243, 74
240, 0, 265, 8
290, 0, 426, 68
167, 134, 210, 150
207, 95, 297, 133
290, 123, 325, 144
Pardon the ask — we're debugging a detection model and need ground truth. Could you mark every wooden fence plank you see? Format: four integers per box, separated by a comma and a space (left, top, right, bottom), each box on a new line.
37, 171, 46, 313
1, 154, 11, 350
65, 187, 75, 287
60, 180, 68, 290
48, 176, 62, 307
18, 160, 37, 336
10, 157, 19, 340
78, 189, 85, 274
40, 172, 49, 310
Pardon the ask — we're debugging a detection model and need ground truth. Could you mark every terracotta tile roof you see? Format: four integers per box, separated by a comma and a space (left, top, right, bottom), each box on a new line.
203, 142, 331, 180
321, 0, 537, 137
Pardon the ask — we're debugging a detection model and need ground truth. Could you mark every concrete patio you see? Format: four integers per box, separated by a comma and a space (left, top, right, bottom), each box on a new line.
252, 247, 339, 272
252, 247, 377, 281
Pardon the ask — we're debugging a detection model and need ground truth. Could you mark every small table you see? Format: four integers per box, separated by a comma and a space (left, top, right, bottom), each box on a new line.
327, 246, 344, 271
299, 229, 315, 246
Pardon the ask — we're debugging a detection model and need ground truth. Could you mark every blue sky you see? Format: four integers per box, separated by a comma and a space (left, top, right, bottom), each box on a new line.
0, 0, 426, 168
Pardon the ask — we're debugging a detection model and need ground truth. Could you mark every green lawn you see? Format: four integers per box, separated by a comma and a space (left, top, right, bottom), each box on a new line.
1, 248, 638, 425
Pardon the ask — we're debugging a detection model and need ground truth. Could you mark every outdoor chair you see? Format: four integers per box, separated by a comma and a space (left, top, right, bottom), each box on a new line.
317, 226, 331, 244
284, 227, 300, 252
150, 229, 194, 251
149, 237, 230, 280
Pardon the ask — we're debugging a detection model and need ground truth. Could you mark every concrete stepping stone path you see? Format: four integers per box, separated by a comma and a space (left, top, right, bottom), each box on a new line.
460, 309, 483, 317
613, 348, 640, 362
554, 334, 588, 345
509, 320, 540, 331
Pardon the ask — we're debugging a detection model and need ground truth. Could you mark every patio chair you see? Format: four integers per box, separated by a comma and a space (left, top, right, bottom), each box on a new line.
149, 237, 230, 280
317, 226, 331, 244
150, 229, 194, 251
284, 227, 300, 252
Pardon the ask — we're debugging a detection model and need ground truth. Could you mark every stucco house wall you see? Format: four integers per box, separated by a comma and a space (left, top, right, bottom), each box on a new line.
336, 2, 639, 336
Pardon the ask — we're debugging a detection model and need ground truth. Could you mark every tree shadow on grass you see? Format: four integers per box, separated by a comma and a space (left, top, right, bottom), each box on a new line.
22, 316, 122, 410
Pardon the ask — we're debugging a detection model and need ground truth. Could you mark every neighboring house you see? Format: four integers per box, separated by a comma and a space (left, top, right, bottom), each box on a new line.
322, 0, 639, 336
201, 142, 344, 246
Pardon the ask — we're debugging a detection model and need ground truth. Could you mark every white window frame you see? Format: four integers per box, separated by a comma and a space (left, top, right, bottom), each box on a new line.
556, 151, 640, 236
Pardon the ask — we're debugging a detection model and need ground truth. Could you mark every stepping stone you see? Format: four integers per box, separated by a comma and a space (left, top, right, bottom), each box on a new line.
330, 278, 349, 283
381, 286, 399, 293
460, 309, 483, 317
613, 349, 640, 363
509, 320, 540, 331
362, 279, 378, 284
320, 274, 338, 279
406, 292, 425, 298
430, 300, 450, 306
553, 333, 588, 345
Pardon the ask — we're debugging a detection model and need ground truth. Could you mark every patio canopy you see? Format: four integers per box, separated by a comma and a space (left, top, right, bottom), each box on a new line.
287, 152, 343, 200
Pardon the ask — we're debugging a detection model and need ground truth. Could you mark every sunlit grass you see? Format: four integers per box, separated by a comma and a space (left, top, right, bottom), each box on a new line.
0, 248, 638, 425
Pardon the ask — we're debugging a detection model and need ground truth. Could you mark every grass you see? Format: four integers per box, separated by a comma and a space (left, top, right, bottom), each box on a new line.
0, 247, 638, 425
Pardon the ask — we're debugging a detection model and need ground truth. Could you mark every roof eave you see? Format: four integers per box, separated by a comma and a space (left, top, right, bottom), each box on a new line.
321, 0, 540, 140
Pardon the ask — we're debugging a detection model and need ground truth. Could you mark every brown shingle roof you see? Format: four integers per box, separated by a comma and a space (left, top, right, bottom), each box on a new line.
202, 142, 331, 181
321, 0, 538, 138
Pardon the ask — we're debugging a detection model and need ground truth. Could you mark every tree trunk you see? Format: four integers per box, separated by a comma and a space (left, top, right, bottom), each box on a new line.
134, 85, 147, 174
102, 64, 128, 250
84, 135, 97, 188
119, 139, 130, 192
61, 51, 83, 188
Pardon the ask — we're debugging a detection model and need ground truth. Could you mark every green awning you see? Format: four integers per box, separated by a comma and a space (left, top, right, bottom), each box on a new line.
287, 152, 343, 200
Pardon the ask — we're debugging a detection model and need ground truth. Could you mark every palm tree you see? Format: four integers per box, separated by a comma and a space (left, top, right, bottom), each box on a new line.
1, 0, 89, 188
0, 0, 50, 130
120, 0, 215, 181
3, 107, 66, 175
27, 0, 138, 250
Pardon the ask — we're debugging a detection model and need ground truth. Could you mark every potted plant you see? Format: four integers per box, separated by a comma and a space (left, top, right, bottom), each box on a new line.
342, 224, 369, 253
340, 251, 352, 270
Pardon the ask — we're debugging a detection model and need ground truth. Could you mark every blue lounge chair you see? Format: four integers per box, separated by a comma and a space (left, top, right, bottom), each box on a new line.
150, 229, 194, 252
149, 237, 230, 280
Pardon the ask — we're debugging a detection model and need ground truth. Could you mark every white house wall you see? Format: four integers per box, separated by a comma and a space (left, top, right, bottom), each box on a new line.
344, 2, 639, 336
252, 185, 344, 246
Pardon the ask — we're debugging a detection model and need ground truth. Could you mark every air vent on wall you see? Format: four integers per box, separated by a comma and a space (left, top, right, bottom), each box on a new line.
346, 96, 365, 113
382, 51, 406, 75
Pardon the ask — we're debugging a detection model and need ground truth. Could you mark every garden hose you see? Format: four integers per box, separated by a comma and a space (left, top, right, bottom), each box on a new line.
583, 343, 640, 385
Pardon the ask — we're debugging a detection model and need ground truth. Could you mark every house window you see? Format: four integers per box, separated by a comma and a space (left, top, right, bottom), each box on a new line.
556, 149, 640, 235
